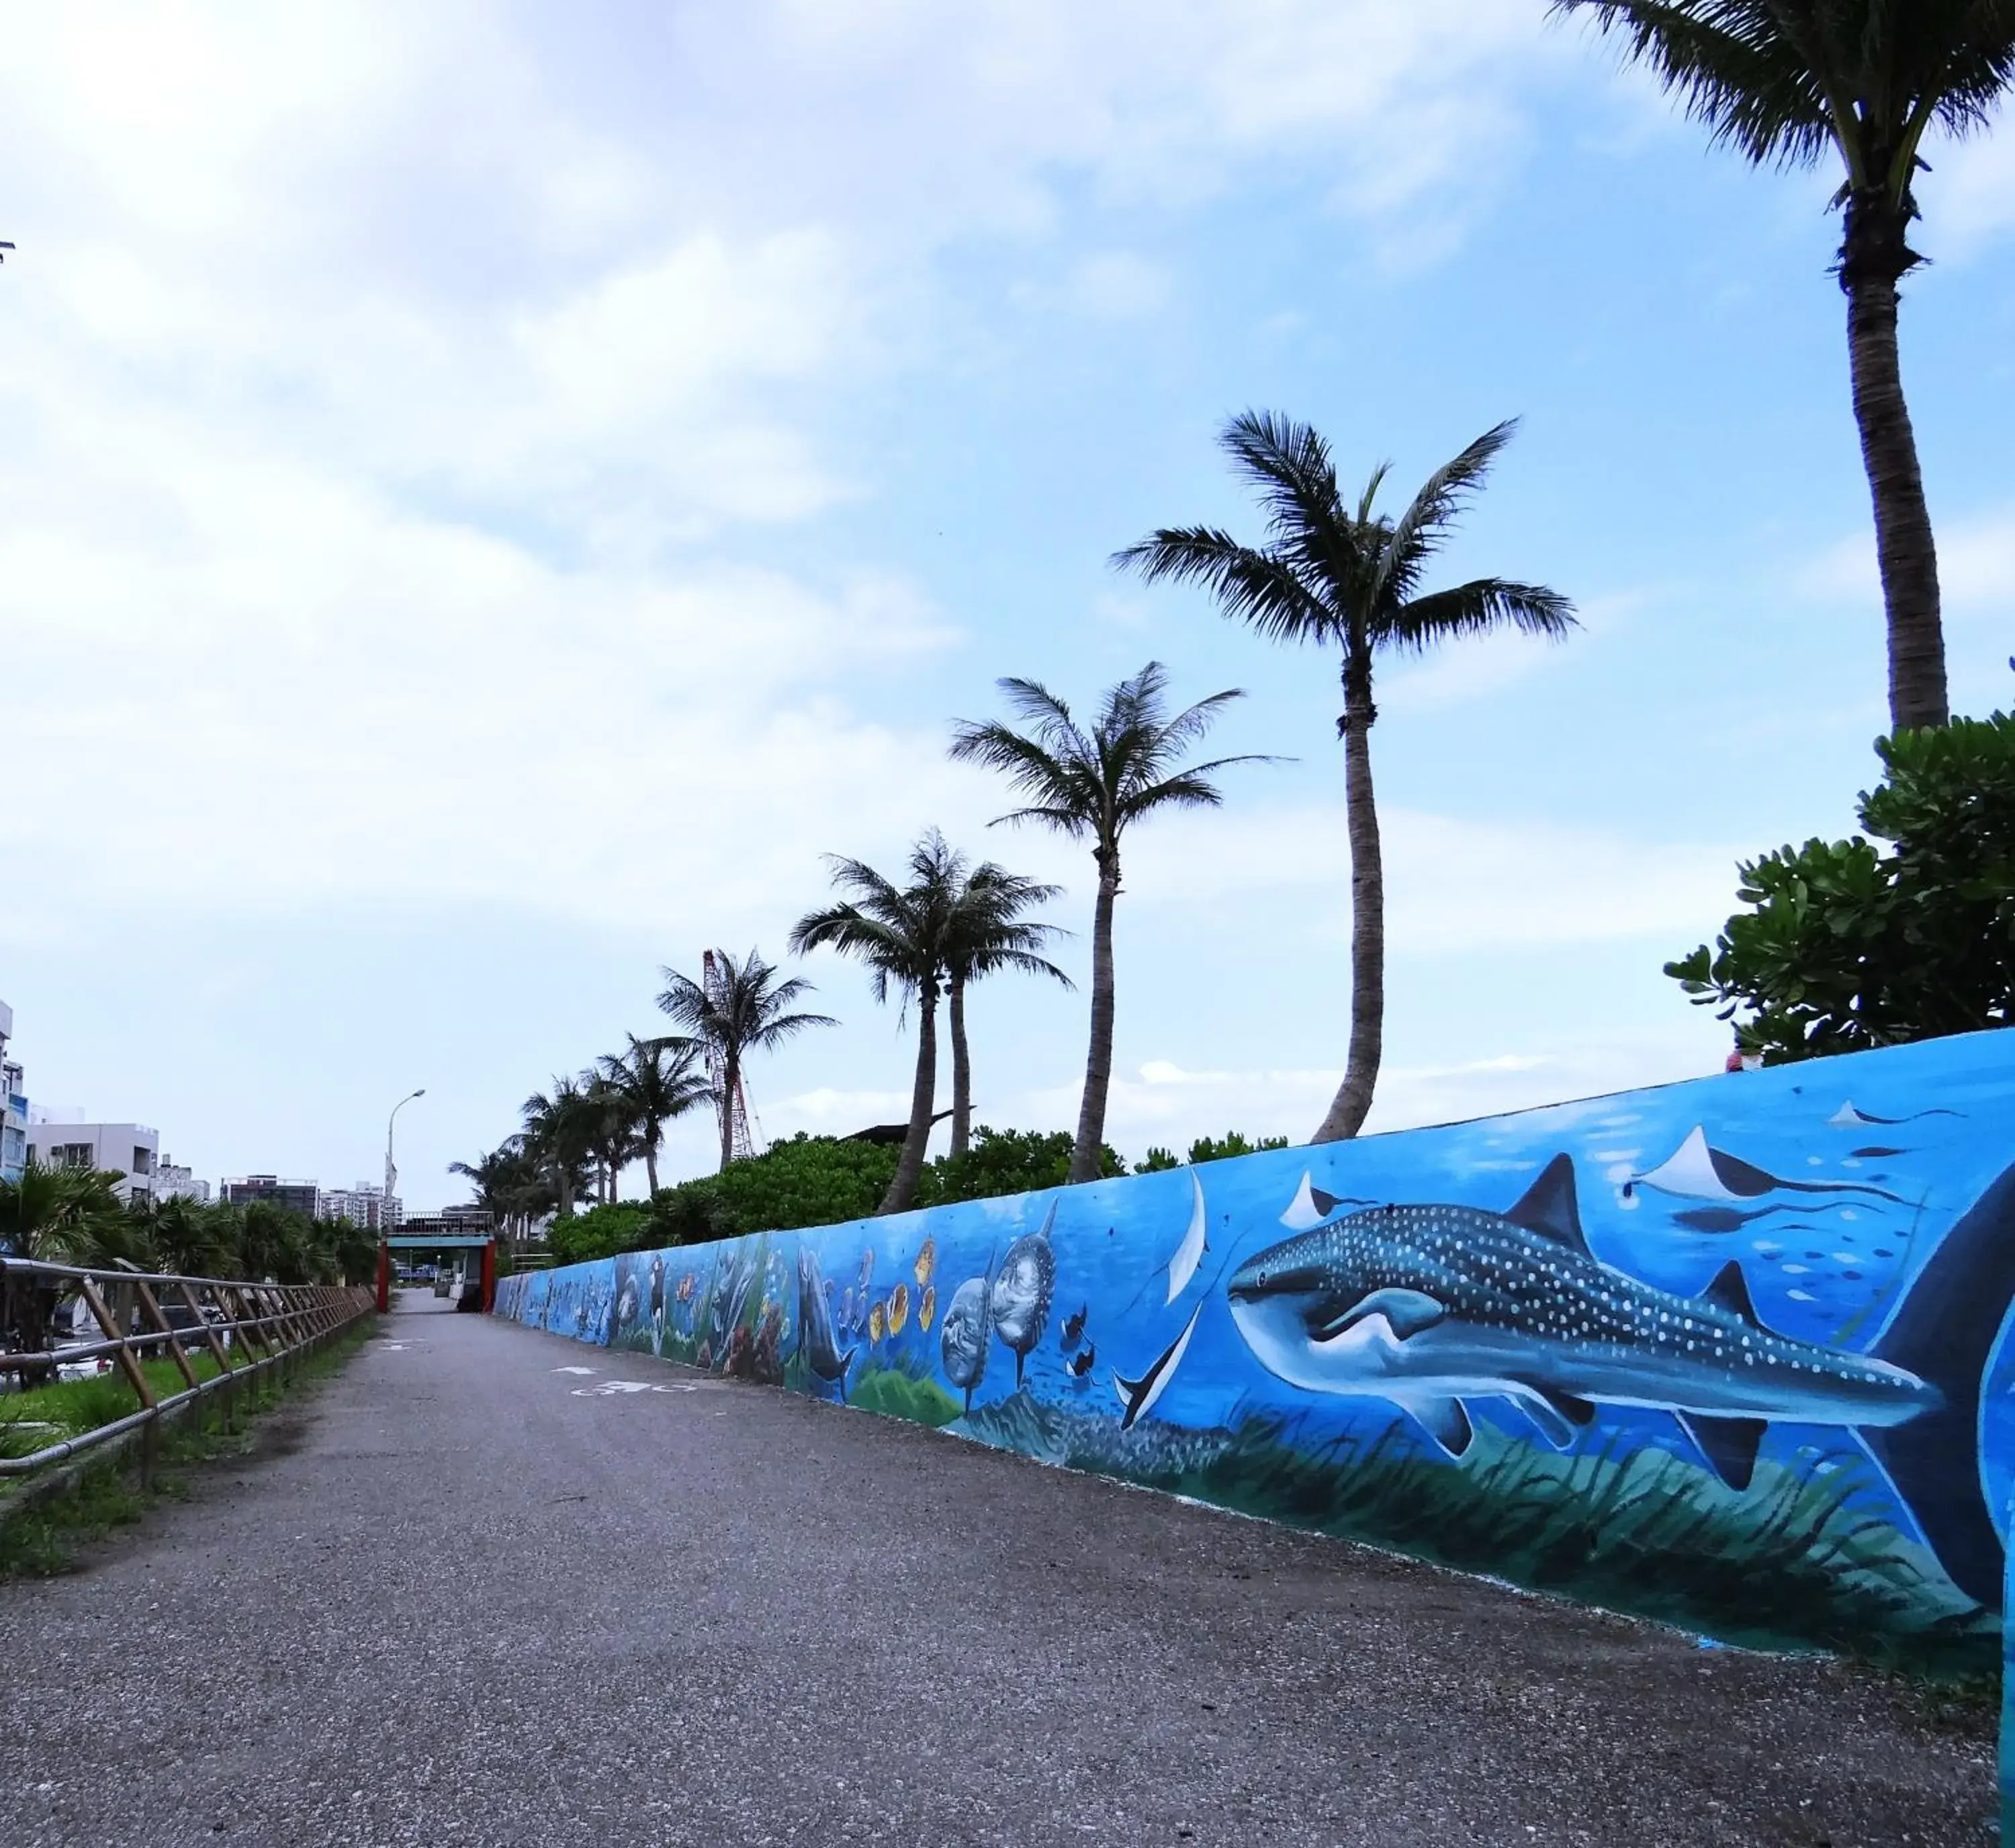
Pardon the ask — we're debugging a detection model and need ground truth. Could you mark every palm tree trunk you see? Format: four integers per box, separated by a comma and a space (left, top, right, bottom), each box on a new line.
948, 975, 972, 1159
1842, 193, 1946, 733
644, 1136, 659, 1198
880, 988, 939, 1214
719, 1050, 737, 1171
1313, 658, 1384, 1143
1069, 847, 1120, 1183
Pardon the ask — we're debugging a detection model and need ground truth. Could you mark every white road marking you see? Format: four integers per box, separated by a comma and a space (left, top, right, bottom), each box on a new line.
552, 1365, 597, 1376
571, 1379, 699, 1397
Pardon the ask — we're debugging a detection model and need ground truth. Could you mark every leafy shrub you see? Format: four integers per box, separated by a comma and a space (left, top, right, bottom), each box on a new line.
547, 1203, 654, 1266
918, 1127, 1124, 1207
1669, 711, 2015, 1062
1183, 1131, 1292, 1164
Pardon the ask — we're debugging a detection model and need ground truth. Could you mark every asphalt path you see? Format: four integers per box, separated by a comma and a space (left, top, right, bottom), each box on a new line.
0, 1304, 1995, 1847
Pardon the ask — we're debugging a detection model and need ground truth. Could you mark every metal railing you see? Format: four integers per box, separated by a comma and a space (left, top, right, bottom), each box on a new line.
0, 1256, 375, 1481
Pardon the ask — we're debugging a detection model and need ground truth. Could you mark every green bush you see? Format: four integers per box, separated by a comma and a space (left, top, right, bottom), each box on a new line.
1669, 711, 2015, 1062
548, 1203, 654, 1266
1182, 1131, 1292, 1164
917, 1126, 1124, 1207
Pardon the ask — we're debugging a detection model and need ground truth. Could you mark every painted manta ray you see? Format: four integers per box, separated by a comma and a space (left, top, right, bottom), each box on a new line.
795, 1247, 856, 1401
1228, 1152, 2015, 1610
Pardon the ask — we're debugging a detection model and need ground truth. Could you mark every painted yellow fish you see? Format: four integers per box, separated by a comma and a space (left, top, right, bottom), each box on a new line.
676, 1273, 695, 1303
889, 1283, 910, 1335
913, 1238, 936, 1287
868, 1301, 886, 1343
917, 1285, 936, 1331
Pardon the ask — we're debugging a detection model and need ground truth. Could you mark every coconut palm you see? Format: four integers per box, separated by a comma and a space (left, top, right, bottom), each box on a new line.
596, 1033, 712, 1197
942, 864, 1072, 1159
657, 948, 836, 1171
449, 1139, 552, 1244
950, 662, 1273, 1184
1552, 1, 2015, 733
791, 831, 966, 1214
1115, 412, 1574, 1143
521, 1075, 599, 1219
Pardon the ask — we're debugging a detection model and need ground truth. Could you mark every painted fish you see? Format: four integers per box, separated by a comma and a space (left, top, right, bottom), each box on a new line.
915, 1237, 936, 1287
991, 1203, 1056, 1388
1225, 1148, 2015, 1615
869, 1301, 885, 1343
939, 1277, 989, 1412
677, 1273, 695, 1303
1067, 1344, 1095, 1379
889, 1282, 910, 1335
918, 1285, 936, 1332
1112, 1304, 1202, 1430
1166, 1170, 1206, 1304
1061, 1305, 1087, 1349
794, 1248, 857, 1402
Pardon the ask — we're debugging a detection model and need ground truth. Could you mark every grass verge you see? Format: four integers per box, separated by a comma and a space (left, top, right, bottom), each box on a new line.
0, 1316, 377, 1579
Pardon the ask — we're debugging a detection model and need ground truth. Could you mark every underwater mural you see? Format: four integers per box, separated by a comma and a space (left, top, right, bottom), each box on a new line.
496, 1027, 2015, 1677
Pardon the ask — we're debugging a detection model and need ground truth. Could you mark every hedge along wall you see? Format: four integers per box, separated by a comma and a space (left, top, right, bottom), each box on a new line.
498, 1027, 2015, 1679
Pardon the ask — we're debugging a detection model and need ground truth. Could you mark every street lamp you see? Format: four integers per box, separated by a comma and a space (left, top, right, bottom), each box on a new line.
385, 1088, 425, 1232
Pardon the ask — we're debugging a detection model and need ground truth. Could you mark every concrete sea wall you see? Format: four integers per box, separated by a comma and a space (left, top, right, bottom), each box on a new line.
499, 1029, 2015, 1679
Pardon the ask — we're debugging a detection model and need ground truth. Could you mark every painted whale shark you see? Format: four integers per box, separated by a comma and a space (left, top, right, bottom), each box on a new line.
1227, 1152, 2015, 1608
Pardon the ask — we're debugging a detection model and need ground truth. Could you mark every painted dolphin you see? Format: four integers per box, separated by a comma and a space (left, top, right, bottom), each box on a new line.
795, 1248, 856, 1401
1230, 1152, 2015, 1609
1626, 1126, 1904, 1205
1112, 1301, 1204, 1431
1166, 1171, 1206, 1304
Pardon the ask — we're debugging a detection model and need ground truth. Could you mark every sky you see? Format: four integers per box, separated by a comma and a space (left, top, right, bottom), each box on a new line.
1, 2, 2012, 1209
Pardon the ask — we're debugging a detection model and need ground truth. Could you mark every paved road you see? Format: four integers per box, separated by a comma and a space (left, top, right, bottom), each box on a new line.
0, 1308, 1995, 1847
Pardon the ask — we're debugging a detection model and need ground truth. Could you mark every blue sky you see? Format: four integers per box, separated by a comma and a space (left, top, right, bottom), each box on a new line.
2, 2, 2011, 1207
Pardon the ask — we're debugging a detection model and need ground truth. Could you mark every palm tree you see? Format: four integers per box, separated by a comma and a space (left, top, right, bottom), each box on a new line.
1552, 2, 2015, 733
579, 1070, 637, 1207
657, 948, 836, 1171
449, 1139, 552, 1245
942, 864, 1072, 1159
1115, 412, 1573, 1143
521, 1075, 599, 1219
950, 662, 1273, 1183
790, 831, 966, 1214
596, 1033, 712, 1197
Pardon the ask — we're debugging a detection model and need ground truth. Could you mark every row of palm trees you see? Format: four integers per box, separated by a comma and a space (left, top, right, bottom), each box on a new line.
461, 407, 1578, 1218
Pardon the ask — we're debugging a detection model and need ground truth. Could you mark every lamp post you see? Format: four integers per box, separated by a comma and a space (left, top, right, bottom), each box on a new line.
385, 1088, 425, 1233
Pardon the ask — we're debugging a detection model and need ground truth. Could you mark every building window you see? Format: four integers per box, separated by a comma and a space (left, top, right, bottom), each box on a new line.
131, 1146, 152, 1175
51, 1142, 94, 1169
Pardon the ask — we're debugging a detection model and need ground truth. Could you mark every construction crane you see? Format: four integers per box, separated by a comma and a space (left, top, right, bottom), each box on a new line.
702, 949, 765, 1162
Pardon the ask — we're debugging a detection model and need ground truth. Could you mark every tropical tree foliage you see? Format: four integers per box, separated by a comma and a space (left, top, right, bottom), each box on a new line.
596, 1033, 712, 1197
658, 948, 836, 1171
1115, 412, 1572, 1142
521, 1075, 598, 1220
941, 863, 1071, 1158
950, 662, 1271, 1183
1669, 709, 2015, 1060
1553, 0, 2015, 732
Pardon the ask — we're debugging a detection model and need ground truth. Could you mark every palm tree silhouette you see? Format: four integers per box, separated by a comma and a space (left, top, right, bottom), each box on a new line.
596, 1033, 713, 1199
1552, 0, 2015, 731
521, 1074, 598, 1219
950, 662, 1273, 1183
657, 948, 836, 1172
791, 830, 966, 1215
942, 863, 1071, 1159
1116, 412, 1572, 1142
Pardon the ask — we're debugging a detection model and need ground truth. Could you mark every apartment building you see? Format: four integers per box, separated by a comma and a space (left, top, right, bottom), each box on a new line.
317, 1183, 402, 1231
220, 1174, 320, 1216
156, 1159, 212, 1205
26, 1115, 161, 1205
0, 1001, 26, 1185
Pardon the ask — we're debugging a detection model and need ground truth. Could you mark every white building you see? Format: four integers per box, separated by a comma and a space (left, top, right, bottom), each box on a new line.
318, 1183, 401, 1231
156, 1159, 212, 1205
0, 1001, 26, 1185
27, 1117, 161, 1206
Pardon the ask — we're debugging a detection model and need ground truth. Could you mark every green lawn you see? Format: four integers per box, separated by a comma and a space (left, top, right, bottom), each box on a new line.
0, 1348, 234, 1461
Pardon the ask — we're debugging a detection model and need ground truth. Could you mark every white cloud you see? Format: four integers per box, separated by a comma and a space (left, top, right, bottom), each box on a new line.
1117, 804, 1740, 956
1801, 505, 2015, 617
1936, 111, 2015, 258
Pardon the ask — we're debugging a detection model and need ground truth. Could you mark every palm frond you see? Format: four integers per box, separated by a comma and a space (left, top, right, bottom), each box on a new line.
1112, 526, 1341, 647
1373, 419, 1520, 613
1390, 578, 1578, 651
